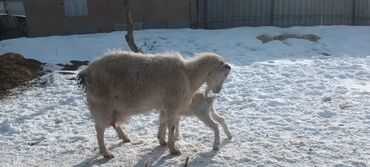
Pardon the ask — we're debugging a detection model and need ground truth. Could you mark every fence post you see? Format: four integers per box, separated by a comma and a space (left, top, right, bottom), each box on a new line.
189, 0, 192, 28
352, 0, 356, 25
203, 0, 208, 28
270, 0, 275, 26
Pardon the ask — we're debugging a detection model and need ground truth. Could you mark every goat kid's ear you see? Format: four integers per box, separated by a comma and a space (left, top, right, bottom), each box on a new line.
205, 87, 211, 97
211, 94, 221, 98
207, 94, 220, 102
207, 94, 220, 98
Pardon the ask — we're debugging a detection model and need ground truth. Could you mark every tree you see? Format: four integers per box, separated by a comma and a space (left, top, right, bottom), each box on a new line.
123, 0, 141, 53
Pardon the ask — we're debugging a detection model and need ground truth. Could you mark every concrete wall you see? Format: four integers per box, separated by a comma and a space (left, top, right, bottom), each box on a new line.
142, 0, 192, 28
24, 0, 196, 37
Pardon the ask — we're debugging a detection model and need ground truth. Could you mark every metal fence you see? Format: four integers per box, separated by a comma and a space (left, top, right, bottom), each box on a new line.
198, 0, 370, 28
0, 15, 27, 40
1, 0, 25, 16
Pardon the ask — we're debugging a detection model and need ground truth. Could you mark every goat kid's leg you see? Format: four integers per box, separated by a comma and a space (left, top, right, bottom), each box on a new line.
95, 124, 114, 158
197, 112, 220, 150
166, 110, 181, 155
112, 111, 131, 142
158, 110, 167, 146
112, 123, 131, 143
211, 108, 232, 139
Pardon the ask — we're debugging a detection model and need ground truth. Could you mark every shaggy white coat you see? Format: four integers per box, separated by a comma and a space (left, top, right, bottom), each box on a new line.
78, 51, 231, 158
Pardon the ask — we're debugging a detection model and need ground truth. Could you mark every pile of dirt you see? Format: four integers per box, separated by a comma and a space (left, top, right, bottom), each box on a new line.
257, 34, 320, 43
57, 60, 89, 71
0, 52, 45, 99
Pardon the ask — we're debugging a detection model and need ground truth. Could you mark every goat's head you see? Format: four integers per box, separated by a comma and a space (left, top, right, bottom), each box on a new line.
205, 56, 231, 94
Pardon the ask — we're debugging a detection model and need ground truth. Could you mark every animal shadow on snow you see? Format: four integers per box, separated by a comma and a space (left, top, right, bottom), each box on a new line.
73, 142, 125, 167
188, 139, 232, 166
133, 145, 174, 167
73, 138, 232, 167
137, 138, 232, 166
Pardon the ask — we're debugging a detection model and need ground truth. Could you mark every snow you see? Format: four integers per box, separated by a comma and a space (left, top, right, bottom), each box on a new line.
1, 26, 370, 166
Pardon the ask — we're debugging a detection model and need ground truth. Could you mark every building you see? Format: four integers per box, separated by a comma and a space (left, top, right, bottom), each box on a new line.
3, 0, 370, 38
0, 0, 26, 39
0, 0, 25, 16
23, 0, 197, 37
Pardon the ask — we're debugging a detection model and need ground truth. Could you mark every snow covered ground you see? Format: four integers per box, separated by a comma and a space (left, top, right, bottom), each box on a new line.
0, 26, 370, 166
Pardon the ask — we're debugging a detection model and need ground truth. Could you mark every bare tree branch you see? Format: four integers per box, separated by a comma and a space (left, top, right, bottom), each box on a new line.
124, 0, 141, 53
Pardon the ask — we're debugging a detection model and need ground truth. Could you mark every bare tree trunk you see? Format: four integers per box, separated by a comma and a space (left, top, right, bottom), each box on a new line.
124, 0, 141, 53
184, 157, 190, 167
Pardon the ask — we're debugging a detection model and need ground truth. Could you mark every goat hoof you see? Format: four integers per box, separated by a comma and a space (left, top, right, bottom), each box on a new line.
102, 151, 114, 158
213, 144, 220, 150
122, 138, 131, 143
170, 148, 182, 156
119, 134, 131, 142
159, 140, 167, 146
227, 135, 233, 139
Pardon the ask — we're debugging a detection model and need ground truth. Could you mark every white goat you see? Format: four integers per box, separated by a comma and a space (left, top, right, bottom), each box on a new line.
78, 51, 231, 158
158, 92, 232, 150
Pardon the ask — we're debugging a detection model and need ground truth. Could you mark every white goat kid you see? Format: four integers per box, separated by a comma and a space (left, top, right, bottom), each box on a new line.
158, 92, 232, 150
78, 51, 231, 158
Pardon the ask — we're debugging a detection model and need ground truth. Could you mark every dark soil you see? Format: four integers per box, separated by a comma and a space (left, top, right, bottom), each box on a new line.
57, 60, 89, 71
0, 52, 45, 99
257, 34, 320, 43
